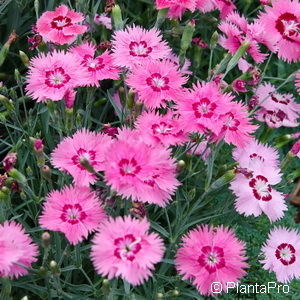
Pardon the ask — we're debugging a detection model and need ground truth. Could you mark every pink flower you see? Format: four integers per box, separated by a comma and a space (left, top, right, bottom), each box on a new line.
70, 42, 120, 87
102, 129, 180, 206
111, 25, 171, 69
36, 5, 87, 45
291, 139, 300, 156
165, 52, 192, 75
188, 140, 212, 162
230, 163, 287, 222
63, 89, 77, 108
261, 227, 300, 283
196, 0, 215, 13
233, 139, 280, 169
51, 129, 113, 186
94, 13, 112, 30
3, 152, 17, 172
214, 0, 236, 19
259, 0, 300, 62
217, 101, 257, 148
0, 221, 38, 278
177, 81, 233, 136
39, 185, 106, 245
26, 51, 87, 102
175, 225, 248, 296
156, 0, 196, 18
126, 59, 187, 108
232, 79, 247, 93
255, 82, 300, 121
135, 111, 188, 147
91, 216, 164, 285
218, 12, 269, 63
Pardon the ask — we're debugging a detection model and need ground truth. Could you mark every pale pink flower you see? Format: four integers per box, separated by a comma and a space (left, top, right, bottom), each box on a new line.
102, 129, 180, 206
51, 129, 113, 186
196, 0, 215, 13
219, 12, 269, 63
261, 227, 300, 283
126, 59, 187, 108
230, 163, 287, 222
0, 221, 38, 278
70, 42, 120, 87
255, 82, 300, 121
177, 81, 233, 136
217, 101, 257, 148
26, 51, 87, 102
188, 140, 212, 162
175, 225, 248, 296
111, 25, 171, 69
259, 0, 300, 62
36, 5, 87, 45
233, 139, 280, 169
135, 111, 188, 147
156, 0, 196, 18
94, 13, 112, 30
255, 108, 299, 128
91, 216, 164, 285
39, 185, 106, 245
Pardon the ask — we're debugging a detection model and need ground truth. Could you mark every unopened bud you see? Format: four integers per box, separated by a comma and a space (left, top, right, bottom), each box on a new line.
0, 94, 14, 111
102, 279, 110, 296
41, 165, 51, 181
112, 5, 123, 30
176, 160, 185, 173
14, 69, 22, 84
172, 289, 180, 296
38, 266, 47, 277
127, 89, 135, 109
42, 231, 51, 248
156, 293, 164, 300
50, 260, 59, 275
8, 168, 27, 185
210, 31, 219, 49
118, 87, 126, 107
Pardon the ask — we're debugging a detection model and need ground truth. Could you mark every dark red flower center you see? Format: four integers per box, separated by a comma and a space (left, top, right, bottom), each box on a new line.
222, 112, 240, 131
249, 175, 272, 201
151, 122, 173, 136
45, 67, 71, 88
146, 73, 170, 92
263, 110, 286, 126
270, 93, 290, 105
275, 243, 296, 265
51, 16, 72, 30
198, 246, 226, 274
275, 12, 300, 40
129, 41, 152, 57
119, 158, 141, 176
249, 153, 264, 162
114, 234, 142, 261
60, 203, 87, 224
71, 148, 96, 170
192, 98, 217, 119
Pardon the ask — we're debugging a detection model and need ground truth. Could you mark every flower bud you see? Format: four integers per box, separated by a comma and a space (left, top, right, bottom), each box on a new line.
112, 5, 123, 30
155, 8, 168, 28
8, 168, 27, 185
19, 50, 30, 67
127, 89, 135, 110
42, 231, 51, 248
0, 94, 14, 111
50, 260, 59, 275
38, 266, 48, 277
41, 165, 52, 181
156, 293, 164, 300
118, 86, 126, 107
176, 160, 185, 173
209, 31, 219, 49
3, 152, 17, 172
102, 279, 110, 296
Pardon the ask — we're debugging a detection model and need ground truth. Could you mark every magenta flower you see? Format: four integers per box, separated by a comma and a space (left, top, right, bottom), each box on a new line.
135, 111, 188, 147
217, 101, 257, 148
26, 51, 87, 102
233, 139, 280, 169
259, 0, 300, 62
102, 128, 180, 206
0, 221, 38, 278
51, 129, 113, 186
39, 185, 106, 245
177, 81, 233, 136
70, 42, 120, 87
219, 12, 270, 63
230, 163, 287, 222
261, 227, 300, 283
126, 59, 187, 108
175, 225, 248, 296
36, 5, 87, 45
111, 25, 171, 69
91, 216, 164, 285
